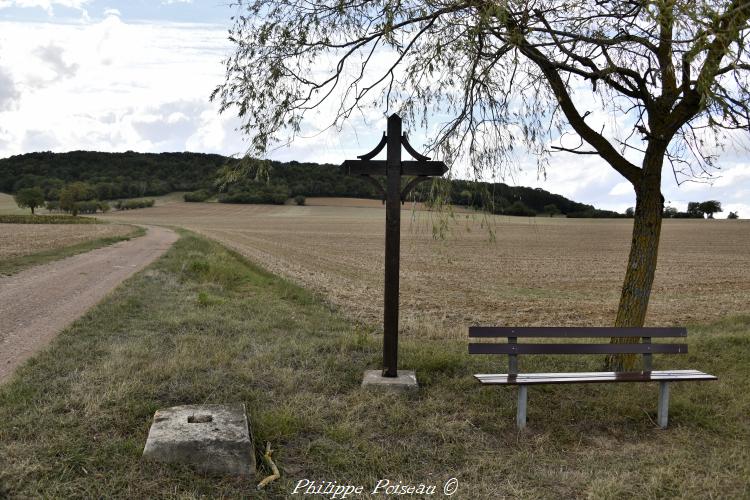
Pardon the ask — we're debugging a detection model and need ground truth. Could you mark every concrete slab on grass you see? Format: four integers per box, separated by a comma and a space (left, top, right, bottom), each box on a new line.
361, 369, 418, 391
142, 403, 255, 477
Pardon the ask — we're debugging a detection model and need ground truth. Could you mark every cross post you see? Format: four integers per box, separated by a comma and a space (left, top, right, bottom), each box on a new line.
342, 113, 448, 378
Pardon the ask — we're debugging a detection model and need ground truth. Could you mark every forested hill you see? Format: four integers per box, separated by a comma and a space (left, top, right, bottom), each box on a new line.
0, 151, 225, 199
0, 151, 618, 217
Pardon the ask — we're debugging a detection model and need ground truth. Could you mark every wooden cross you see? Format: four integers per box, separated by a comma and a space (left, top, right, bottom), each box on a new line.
342, 114, 448, 377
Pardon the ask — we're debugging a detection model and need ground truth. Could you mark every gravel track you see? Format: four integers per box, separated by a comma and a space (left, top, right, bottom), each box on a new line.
0, 225, 178, 383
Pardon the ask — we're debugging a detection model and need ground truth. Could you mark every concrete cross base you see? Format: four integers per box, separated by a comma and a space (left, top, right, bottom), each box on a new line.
142, 403, 255, 477
361, 370, 418, 391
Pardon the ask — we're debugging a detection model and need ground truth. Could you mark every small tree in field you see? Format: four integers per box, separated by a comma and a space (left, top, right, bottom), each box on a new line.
214, 0, 750, 370
14, 187, 45, 215
544, 204, 561, 217
727, 211, 739, 219
699, 200, 722, 218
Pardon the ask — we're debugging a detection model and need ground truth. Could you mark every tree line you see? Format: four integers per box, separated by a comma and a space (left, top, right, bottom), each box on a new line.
1, 151, 623, 217
625, 200, 736, 219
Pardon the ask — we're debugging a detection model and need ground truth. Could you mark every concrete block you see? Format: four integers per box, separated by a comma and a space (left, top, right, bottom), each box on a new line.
361, 369, 418, 391
142, 403, 255, 477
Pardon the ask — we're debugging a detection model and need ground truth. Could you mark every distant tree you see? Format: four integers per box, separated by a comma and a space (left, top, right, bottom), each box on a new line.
543, 204, 561, 217
459, 190, 473, 206
663, 206, 678, 218
699, 200, 722, 219
728, 211, 739, 219
505, 200, 536, 217
59, 182, 91, 216
625, 207, 635, 218
294, 195, 306, 206
14, 187, 45, 215
687, 202, 705, 218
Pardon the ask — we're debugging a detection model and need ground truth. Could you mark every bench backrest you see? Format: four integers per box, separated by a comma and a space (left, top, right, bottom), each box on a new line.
468, 327, 687, 373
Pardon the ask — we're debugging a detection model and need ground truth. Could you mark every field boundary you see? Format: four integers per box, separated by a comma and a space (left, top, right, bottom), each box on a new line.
0, 225, 146, 276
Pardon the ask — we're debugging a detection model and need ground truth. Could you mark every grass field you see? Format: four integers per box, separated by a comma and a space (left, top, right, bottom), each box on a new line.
0, 223, 143, 275
0, 233, 747, 498
0, 192, 27, 215
105, 199, 750, 338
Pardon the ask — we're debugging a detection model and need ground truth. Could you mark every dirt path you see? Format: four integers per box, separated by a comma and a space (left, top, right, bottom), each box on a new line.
0, 226, 178, 383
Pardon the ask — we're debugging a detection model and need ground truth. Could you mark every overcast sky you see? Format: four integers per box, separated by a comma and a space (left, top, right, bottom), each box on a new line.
0, 1, 748, 217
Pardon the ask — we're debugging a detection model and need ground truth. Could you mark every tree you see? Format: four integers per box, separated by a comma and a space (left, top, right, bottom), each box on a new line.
544, 203, 561, 217
59, 182, 91, 216
214, 1, 750, 370
728, 211, 739, 219
699, 200, 722, 218
687, 201, 705, 218
625, 207, 635, 218
14, 187, 45, 215
663, 206, 678, 218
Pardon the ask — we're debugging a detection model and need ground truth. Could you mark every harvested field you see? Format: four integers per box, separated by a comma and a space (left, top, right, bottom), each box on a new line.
0, 223, 136, 260
105, 199, 750, 337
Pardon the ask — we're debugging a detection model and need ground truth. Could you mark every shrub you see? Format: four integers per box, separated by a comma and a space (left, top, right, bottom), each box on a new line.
294, 195, 306, 206
0, 214, 99, 224
184, 190, 212, 202
504, 200, 536, 217
115, 199, 156, 210
218, 185, 289, 205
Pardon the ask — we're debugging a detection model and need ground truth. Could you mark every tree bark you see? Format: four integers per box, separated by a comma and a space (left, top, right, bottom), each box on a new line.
605, 155, 665, 371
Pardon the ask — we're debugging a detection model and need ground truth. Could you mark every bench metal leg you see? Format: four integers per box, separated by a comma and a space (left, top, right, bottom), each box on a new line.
657, 381, 670, 428
517, 385, 528, 429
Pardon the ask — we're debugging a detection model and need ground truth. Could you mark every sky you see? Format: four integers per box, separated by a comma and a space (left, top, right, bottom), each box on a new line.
0, 1, 748, 217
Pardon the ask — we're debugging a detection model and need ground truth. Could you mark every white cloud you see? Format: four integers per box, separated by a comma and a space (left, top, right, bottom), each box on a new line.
608, 181, 633, 197
0, 0, 92, 15
0, 66, 20, 110
0, 16, 243, 156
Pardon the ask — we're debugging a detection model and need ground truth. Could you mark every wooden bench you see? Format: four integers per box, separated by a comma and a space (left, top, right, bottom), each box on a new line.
468, 327, 717, 429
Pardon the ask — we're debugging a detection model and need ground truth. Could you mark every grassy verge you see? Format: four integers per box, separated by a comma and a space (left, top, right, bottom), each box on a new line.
0, 226, 146, 276
0, 233, 747, 498
0, 214, 101, 224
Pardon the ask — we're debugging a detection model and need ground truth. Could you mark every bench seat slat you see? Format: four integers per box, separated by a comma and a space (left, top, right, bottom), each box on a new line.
469, 343, 687, 355
475, 370, 717, 385
469, 327, 686, 338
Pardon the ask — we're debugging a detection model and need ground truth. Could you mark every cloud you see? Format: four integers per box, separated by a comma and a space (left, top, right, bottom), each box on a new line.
0, 66, 20, 110
34, 43, 78, 79
608, 181, 633, 197
0, 0, 92, 15
130, 100, 206, 149
0, 17, 242, 157
21, 129, 59, 151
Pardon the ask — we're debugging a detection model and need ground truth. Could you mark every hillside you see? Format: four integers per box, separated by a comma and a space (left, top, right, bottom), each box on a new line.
0, 151, 617, 217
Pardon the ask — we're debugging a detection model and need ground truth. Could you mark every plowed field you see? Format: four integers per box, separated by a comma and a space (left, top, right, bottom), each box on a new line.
104, 198, 750, 338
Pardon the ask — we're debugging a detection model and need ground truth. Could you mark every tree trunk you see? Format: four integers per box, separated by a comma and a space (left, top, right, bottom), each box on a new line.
605, 160, 664, 371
